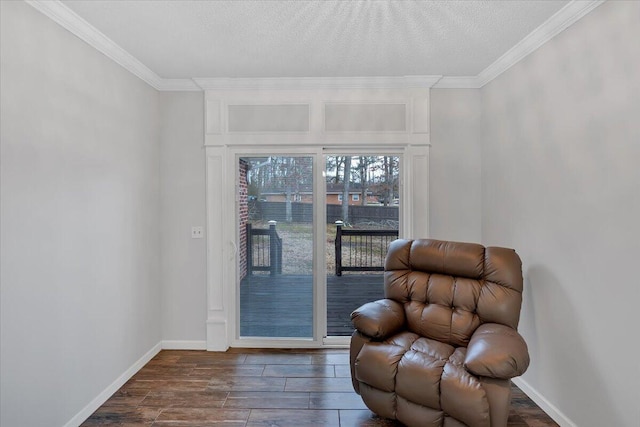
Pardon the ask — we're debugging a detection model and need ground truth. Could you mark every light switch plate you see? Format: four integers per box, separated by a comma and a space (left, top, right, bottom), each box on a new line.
191, 226, 204, 239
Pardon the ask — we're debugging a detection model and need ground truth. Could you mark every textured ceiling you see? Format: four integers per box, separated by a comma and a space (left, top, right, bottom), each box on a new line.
62, 0, 569, 79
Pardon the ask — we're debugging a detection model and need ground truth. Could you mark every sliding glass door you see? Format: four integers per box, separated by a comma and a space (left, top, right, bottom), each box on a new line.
324, 155, 401, 338
235, 151, 401, 344
237, 155, 315, 339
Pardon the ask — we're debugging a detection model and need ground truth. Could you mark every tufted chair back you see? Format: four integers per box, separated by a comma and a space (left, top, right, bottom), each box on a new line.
384, 239, 523, 348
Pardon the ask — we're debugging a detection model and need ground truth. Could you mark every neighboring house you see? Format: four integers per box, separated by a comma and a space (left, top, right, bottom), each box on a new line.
258, 183, 378, 205
326, 183, 379, 205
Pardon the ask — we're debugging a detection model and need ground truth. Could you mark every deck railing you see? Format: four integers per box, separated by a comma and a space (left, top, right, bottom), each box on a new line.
334, 221, 399, 276
246, 221, 282, 275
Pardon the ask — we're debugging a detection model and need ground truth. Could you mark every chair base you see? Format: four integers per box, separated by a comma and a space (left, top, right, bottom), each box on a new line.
351, 331, 513, 427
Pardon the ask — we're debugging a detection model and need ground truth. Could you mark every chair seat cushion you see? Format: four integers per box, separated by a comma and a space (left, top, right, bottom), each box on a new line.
354, 332, 491, 427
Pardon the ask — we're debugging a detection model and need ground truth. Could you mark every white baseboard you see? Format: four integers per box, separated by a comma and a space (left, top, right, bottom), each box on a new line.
64, 341, 162, 427
162, 340, 207, 350
512, 377, 577, 427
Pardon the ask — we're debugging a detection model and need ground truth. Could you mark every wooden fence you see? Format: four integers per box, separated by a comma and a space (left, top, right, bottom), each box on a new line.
249, 201, 398, 224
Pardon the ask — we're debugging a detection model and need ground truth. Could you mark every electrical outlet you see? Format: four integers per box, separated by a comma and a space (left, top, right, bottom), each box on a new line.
191, 226, 204, 239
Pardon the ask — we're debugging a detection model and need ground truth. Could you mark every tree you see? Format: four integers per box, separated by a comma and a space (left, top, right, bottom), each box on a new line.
356, 156, 375, 206
326, 156, 341, 183
341, 156, 351, 222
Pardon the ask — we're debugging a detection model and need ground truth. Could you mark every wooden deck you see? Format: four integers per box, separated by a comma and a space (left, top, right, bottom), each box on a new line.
240, 274, 384, 337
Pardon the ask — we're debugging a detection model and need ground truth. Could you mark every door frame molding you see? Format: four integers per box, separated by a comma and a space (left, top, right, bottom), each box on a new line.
204, 84, 433, 351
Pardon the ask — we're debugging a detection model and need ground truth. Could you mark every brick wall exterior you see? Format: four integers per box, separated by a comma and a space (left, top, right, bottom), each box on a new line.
238, 159, 249, 280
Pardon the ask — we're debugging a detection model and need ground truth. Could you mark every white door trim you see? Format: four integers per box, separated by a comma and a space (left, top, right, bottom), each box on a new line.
204, 85, 431, 351
205, 144, 429, 350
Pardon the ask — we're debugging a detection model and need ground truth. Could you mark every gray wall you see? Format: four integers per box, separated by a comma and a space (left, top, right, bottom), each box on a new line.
159, 92, 207, 342
157, 91, 484, 344
0, 2, 161, 426
430, 89, 482, 243
481, 2, 639, 426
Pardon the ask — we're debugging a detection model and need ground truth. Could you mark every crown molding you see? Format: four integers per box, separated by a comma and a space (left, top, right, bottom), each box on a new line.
476, 0, 606, 87
432, 76, 481, 89
434, 0, 606, 89
26, 0, 164, 90
157, 79, 202, 92
27, 0, 201, 91
27, 0, 605, 91
193, 76, 443, 91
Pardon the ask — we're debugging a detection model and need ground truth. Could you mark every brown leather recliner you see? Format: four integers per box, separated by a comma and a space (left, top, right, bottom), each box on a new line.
350, 239, 530, 427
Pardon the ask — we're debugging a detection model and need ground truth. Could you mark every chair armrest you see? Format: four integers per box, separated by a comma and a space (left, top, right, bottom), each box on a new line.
351, 299, 406, 340
464, 323, 530, 379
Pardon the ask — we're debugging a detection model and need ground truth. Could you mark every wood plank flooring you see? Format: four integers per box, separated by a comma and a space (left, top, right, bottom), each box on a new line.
82, 349, 559, 427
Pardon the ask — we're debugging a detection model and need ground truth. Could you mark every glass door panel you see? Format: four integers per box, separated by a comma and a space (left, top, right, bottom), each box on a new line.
238, 156, 314, 338
325, 155, 401, 337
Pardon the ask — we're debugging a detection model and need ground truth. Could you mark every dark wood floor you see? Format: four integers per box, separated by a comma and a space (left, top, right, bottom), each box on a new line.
82, 349, 558, 427
240, 274, 384, 337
